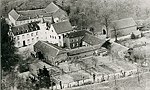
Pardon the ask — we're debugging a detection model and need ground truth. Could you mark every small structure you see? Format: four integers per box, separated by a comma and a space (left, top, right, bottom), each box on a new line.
108, 17, 139, 38
34, 41, 67, 65
9, 22, 40, 47
64, 30, 91, 49
82, 33, 106, 47
8, 2, 68, 26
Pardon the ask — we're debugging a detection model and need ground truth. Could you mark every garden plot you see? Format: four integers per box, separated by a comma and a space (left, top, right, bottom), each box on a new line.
119, 37, 150, 48
54, 74, 74, 84
58, 62, 81, 73
69, 70, 91, 82
115, 61, 137, 71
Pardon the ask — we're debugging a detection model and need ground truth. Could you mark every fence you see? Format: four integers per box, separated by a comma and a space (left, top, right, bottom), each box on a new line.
50, 68, 140, 90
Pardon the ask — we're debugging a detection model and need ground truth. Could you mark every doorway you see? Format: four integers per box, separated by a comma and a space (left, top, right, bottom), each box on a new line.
103, 29, 106, 35
23, 41, 26, 46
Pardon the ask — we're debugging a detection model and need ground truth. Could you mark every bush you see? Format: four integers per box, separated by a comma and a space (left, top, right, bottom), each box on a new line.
18, 63, 29, 73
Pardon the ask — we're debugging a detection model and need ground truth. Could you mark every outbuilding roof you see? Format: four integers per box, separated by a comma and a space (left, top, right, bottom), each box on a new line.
45, 2, 59, 13
9, 2, 66, 21
110, 17, 137, 31
11, 21, 40, 35
83, 33, 106, 46
34, 41, 64, 58
8, 9, 20, 20
67, 30, 91, 38
52, 20, 72, 34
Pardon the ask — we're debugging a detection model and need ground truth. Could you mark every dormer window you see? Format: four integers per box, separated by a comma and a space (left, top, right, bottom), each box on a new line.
17, 36, 20, 40
21, 30, 23, 34
31, 24, 33, 27
35, 27, 38, 30
26, 29, 28, 33
17, 31, 19, 35
31, 33, 33, 36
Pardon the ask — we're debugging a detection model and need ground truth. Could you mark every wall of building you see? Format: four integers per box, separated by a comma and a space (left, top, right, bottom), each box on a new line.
14, 30, 40, 47
82, 41, 91, 47
9, 15, 16, 26
15, 18, 43, 26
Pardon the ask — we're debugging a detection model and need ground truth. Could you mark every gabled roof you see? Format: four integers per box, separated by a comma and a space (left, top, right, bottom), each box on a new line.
17, 9, 47, 20
8, 9, 20, 20
45, 2, 59, 13
34, 41, 64, 58
9, 2, 66, 21
52, 20, 72, 34
11, 22, 40, 35
83, 33, 106, 46
67, 30, 91, 38
110, 17, 137, 30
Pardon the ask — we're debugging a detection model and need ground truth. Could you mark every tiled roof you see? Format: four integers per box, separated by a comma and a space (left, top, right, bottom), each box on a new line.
17, 9, 47, 20
8, 9, 20, 20
34, 41, 64, 58
52, 20, 72, 34
67, 30, 91, 38
67, 45, 106, 56
110, 17, 137, 30
9, 2, 65, 21
83, 33, 106, 46
11, 22, 40, 35
45, 2, 59, 13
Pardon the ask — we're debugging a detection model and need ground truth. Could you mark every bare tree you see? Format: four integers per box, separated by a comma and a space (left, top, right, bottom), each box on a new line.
98, 0, 114, 38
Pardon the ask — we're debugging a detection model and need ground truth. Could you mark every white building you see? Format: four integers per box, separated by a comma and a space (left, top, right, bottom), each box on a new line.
9, 20, 73, 48
8, 2, 68, 26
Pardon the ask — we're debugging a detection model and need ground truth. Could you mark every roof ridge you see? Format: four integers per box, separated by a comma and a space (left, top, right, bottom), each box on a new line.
42, 41, 60, 55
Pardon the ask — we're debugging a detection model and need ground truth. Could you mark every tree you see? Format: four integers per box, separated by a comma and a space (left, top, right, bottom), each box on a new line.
98, 0, 114, 38
1, 18, 21, 72
37, 66, 56, 89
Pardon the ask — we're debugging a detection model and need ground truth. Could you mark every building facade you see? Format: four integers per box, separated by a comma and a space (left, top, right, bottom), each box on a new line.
8, 2, 68, 26
9, 20, 73, 48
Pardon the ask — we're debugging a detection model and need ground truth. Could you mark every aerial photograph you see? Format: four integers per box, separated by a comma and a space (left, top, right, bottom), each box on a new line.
1, 0, 150, 90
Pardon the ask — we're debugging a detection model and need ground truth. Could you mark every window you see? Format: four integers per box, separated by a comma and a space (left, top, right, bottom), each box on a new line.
73, 43, 75, 47
52, 36, 54, 38
18, 41, 20, 46
52, 30, 53, 32
62, 34, 64, 38
27, 34, 29, 38
22, 35, 25, 39
27, 39, 30, 44
32, 38, 34, 42
77, 43, 79, 46
76, 39, 78, 41
59, 36, 61, 39
26, 30, 28, 33
50, 35, 51, 38
17, 36, 20, 40
37, 37, 39, 40
55, 36, 56, 39
36, 32, 38, 35
72, 39, 74, 42
31, 33, 33, 36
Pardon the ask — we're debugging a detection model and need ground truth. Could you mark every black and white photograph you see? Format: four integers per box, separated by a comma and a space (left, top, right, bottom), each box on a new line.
1, 0, 150, 90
